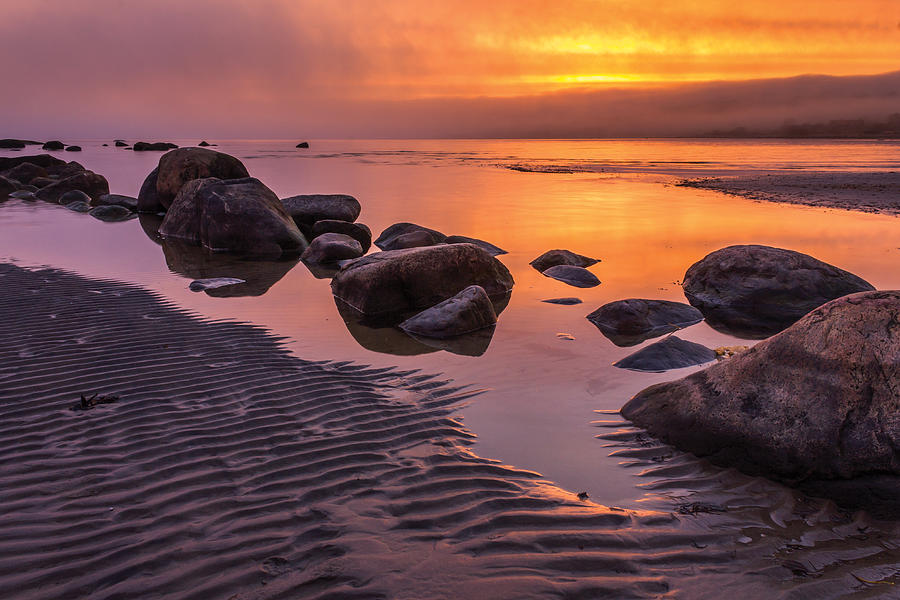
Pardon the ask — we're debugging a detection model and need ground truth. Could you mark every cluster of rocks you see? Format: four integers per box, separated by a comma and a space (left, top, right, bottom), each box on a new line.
530, 249, 600, 288
0, 154, 137, 221
0, 138, 82, 152
616, 244, 894, 515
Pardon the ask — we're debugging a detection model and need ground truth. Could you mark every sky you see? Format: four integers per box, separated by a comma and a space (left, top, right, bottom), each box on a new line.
1, 0, 899, 138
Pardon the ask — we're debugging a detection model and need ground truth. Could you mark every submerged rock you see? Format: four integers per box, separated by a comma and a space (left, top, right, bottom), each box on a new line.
91, 194, 138, 211
301, 233, 364, 264
683, 245, 874, 338
159, 177, 307, 257
621, 290, 900, 514
41, 140, 65, 151
444, 235, 507, 256
281, 194, 361, 229
155, 148, 249, 210
188, 277, 246, 292
542, 265, 600, 288
587, 299, 704, 347
613, 335, 716, 372
400, 285, 497, 339
58, 189, 91, 205
542, 297, 583, 305
374, 222, 446, 251
530, 249, 600, 273
89, 205, 134, 222
311, 220, 372, 252
331, 243, 514, 317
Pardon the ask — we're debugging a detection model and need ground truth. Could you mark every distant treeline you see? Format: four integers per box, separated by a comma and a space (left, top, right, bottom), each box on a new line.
704, 113, 900, 139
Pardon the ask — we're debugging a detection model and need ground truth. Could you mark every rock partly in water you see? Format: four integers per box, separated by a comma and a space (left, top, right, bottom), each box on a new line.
159, 177, 307, 257
114, 140, 128, 147
36, 171, 109, 203
311, 220, 372, 253
8, 190, 35, 200
444, 235, 507, 256
91, 194, 138, 211
41, 140, 64, 151
331, 243, 514, 318
65, 200, 91, 213
155, 148, 250, 210
296, 142, 309, 148
613, 335, 716, 372
0, 176, 17, 197
542, 265, 600, 288
400, 285, 498, 339
0, 139, 36, 149
587, 299, 704, 347
137, 167, 163, 213
198, 141, 211, 147
530, 249, 600, 273
2, 161, 48, 184
542, 297, 583, 305
58, 189, 91, 205
89, 205, 134, 222
621, 290, 900, 515
374, 222, 446, 251
301, 233, 364, 264
683, 245, 874, 338
188, 277, 246, 292
0, 154, 66, 171
281, 194, 361, 230
133, 141, 179, 151
65, 145, 82, 152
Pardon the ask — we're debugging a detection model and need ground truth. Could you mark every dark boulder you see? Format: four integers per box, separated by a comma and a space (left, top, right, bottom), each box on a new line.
155, 148, 250, 210
311, 220, 372, 252
587, 299, 704, 347
296, 142, 309, 148
133, 141, 179, 151
542, 265, 600, 288
530, 249, 600, 273
58, 189, 91, 205
445, 235, 507, 256
64, 145, 82, 152
8, 190, 35, 200
89, 205, 134, 222
0, 176, 16, 197
1, 162, 47, 185
41, 140, 65, 151
198, 141, 211, 147
331, 243, 514, 318
0, 139, 26, 149
29, 177, 55, 188
374, 222, 446, 251
0, 154, 66, 171
137, 167, 164, 213
400, 285, 497, 339
621, 290, 900, 515
159, 177, 307, 258
35, 170, 109, 203
301, 233, 364, 264
281, 194, 361, 230
46, 160, 87, 179
114, 140, 128, 147
91, 194, 138, 211
683, 245, 875, 338
613, 335, 716, 372
542, 297, 583, 305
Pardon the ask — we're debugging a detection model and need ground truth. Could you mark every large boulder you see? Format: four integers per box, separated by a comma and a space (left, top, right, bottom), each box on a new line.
89, 205, 134, 222
445, 235, 507, 256
159, 177, 307, 257
137, 167, 163, 213
331, 243, 514, 317
587, 299, 704, 347
155, 148, 249, 209
0, 139, 27, 149
91, 194, 138, 211
400, 285, 497, 339
542, 265, 600, 288
301, 233, 364, 264
530, 249, 599, 273
58, 190, 91, 206
621, 291, 900, 512
35, 170, 109, 202
41, 140, 65, 151
613, 335, 715, 372
311, 220, 372, 252
133, 141, 179, 151
374, 222, 445, 251
683, 245, 874, 338
0, 154, 67, 171
2, 162, 48, 184
0, 176, 16, 197
281, 194, 361, 229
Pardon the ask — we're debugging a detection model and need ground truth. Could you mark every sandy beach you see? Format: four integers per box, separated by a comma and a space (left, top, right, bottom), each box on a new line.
678, 171, 900, 215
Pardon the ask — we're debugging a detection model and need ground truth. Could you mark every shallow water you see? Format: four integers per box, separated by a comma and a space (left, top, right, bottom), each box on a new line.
4, 139, 900, 595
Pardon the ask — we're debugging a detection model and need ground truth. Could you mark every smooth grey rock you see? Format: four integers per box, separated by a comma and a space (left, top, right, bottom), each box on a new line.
89, 205, 134, 222
92, 194, 138, 211
542, 265, 600, 288
683, 245, 874, 338
374, 222, 446, 251
281, 194, 361, 228
189, 277, 246, 292
159, 177, 307, 257
445, 235, 507, 256
65, 200, 91, 212
400, 285, 497, 339
587, 299, 704, 347
613, 335, 715, 372
542, 297, 583, 305
531, 249, 600, 273
301, 233, 364, 264
8, 190, 35, 200
58, 189, 91, 205
311, 220, 372, 252
622, 291, 900, 516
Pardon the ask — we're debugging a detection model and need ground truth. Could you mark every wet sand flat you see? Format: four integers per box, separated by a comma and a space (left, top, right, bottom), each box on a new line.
679, 171, 900, 214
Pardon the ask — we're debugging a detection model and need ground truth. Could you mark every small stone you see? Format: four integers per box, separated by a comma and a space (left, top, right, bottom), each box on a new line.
542, 265, 600, 288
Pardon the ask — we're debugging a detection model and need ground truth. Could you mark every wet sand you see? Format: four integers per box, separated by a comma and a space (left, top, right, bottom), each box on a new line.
678, 171, 900, 215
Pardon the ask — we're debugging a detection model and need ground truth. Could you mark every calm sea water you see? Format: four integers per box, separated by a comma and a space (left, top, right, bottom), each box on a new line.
3, 138, 900, 508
